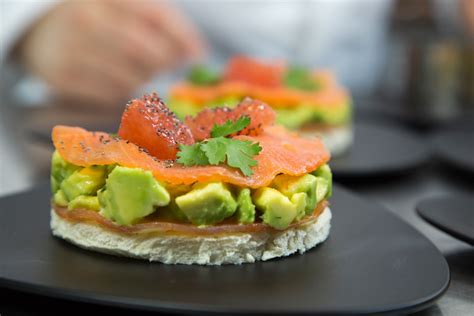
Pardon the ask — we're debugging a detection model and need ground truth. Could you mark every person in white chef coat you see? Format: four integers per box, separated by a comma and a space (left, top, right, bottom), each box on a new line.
1, 0, 394, 106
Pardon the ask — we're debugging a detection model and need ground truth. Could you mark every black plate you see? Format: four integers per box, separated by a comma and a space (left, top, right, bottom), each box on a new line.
331, 124, 429, 178
417, 195, 474, 245
433, 130, 474, 174
0, 183, 449, 314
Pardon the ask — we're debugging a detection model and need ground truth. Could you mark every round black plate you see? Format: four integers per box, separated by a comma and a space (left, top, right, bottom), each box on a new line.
417, 195, 474, 245
330, 123, 429, 178
433, 130, 474, 174
0, 184, 449, 314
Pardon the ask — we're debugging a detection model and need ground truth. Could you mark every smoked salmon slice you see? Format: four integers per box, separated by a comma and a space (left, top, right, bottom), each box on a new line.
54, 200, 328, 236
52, 125, 330, 188
171, 80, 349, 108
223, 55, 286, 88
185, 98, 276, 141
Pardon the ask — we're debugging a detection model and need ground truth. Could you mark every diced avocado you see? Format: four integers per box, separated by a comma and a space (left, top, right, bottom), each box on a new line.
205, 96, 241, 109
175, 182, 237, 226
312, 164, 332, 198
107, 164, 117, 174
272, 174, 318, 215
253, 187, 297, 230
291, 192, 307, 220
275, 101, 351, 129
98, 166, 170, 225
314, 101, 352, 125
315, 177, 329, 203
169, 96, 241, 121
60, 165, 107, 201
168, 98, 200, 120
158, 200, 189, 222
53, 190, 68, 207
158, 184, 192, 222
275, 107, 315, 130
236, 188, 256, 224
50, 151, 81, 193
68, 195, 100, 211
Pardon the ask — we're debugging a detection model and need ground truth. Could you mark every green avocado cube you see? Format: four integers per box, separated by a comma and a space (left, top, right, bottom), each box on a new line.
316, 101, 352, 125
315, 177, 329, 203
291, 192, 307, 220
275, 107, 315, 130
50, 151, 81, 193
312, 164, 332, 198
53, 190, 69, 207
68, 195, 100, 211
272, 174, 318, 215
206, 96, 241, 109
98, 166, 170, 225
168, 99, 200, 120
158, 184, 193, 222
175, 182, 237, 226
60, 165, 107, 201
253, 187, 297, 230
236, 188, 256, 224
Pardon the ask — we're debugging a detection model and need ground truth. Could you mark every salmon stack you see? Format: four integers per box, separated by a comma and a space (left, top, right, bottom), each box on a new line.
169, 56, 352, 156
50, 93, 333, 265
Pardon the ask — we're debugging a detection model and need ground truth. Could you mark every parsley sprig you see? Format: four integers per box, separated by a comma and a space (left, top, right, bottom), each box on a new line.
177, 117, 262, 176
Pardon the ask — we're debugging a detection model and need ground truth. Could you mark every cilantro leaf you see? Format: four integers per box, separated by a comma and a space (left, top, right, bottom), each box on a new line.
200, 137, 227, 165
225, 139, 262, 176
177, 137, 262, 176
176, 143, 209, 166
211, 116, 250, 138
177, 114, 262, 175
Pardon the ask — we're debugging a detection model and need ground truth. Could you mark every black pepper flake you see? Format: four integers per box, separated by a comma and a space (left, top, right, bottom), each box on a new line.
163, 159, 174, 168
138, 147, 149, 154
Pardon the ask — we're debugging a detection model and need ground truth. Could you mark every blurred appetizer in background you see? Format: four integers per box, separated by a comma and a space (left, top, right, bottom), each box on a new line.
50, 93, 333, 265
169, 56, 353, 156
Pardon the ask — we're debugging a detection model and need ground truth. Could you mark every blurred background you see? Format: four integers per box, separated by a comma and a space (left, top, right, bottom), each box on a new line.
0, 0, 473, 195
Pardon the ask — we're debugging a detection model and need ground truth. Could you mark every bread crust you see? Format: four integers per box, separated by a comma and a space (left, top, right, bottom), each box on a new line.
50, 207, 332, 265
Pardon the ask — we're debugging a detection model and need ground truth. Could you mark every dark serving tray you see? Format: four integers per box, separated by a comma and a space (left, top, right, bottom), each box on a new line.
0, 183, 449, 315
417, 195, 474, 246
330, 123, 429, 178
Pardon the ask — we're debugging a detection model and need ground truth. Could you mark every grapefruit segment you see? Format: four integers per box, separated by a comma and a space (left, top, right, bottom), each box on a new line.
118, 93, 194, 160
223, 56, 285, 88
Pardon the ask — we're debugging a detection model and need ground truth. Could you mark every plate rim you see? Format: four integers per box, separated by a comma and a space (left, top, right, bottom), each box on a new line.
417, 195, 474, 246
433, 130, 474, 174
0, 184, 450, 315
331, 123, 430, 178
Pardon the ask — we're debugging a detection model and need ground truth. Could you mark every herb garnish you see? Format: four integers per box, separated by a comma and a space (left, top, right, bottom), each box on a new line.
177, 117, 262, 176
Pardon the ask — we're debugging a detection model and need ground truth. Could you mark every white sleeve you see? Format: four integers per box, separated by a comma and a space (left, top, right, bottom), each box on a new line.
0, 0, 60, 63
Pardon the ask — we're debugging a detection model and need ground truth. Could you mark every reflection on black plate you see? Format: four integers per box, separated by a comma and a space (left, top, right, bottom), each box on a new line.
0, 183, 449, 314
417, 195, 474, 245
330, 124, 429, 178
433, 130, 474, 174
